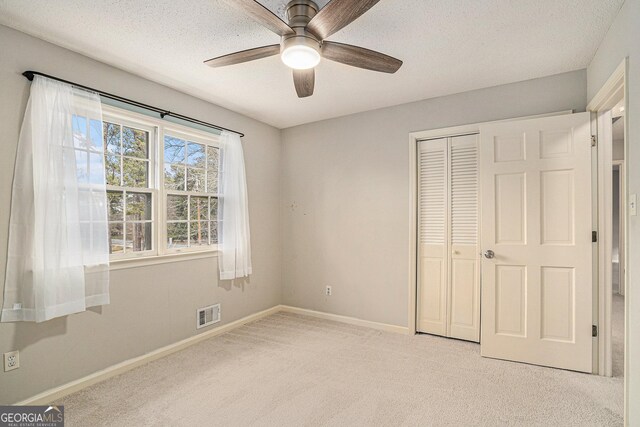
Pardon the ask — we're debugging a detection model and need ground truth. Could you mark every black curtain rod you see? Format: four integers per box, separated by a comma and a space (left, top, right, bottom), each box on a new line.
22, 71, 244, 138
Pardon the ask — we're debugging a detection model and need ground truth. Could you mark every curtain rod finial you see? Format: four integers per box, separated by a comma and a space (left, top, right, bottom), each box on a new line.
23, 71, 35, 81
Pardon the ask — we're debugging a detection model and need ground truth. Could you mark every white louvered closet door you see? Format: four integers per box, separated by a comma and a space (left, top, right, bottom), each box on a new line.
417, 135, 480, 342
449, 135, 480, 342
417, 138, 448, 336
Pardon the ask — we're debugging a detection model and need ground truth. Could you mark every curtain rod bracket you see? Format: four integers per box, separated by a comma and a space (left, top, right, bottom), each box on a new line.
21, 70, 244, 137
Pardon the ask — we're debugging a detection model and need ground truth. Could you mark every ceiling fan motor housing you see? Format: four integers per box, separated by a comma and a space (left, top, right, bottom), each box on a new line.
281, 0, 322, 55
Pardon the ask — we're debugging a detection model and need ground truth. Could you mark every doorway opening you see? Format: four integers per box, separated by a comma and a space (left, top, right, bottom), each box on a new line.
611, 98, 625, 378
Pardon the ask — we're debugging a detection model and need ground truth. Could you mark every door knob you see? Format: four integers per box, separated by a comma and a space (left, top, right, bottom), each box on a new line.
483, 250, 495, 259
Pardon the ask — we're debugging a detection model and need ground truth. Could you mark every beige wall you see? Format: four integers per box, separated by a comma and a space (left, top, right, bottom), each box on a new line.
281, 70, 587, 328
0, 25, 282, 404
587, 0, 640, 422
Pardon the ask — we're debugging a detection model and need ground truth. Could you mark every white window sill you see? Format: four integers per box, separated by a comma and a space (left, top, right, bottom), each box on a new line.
109, 250, 218, 271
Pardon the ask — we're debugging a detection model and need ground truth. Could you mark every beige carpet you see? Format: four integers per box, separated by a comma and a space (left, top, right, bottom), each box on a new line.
57, 312, 623, 426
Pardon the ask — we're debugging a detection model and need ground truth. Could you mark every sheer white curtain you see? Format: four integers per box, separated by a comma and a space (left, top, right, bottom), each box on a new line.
1, 76, 110, 323
218, 131, 252, 280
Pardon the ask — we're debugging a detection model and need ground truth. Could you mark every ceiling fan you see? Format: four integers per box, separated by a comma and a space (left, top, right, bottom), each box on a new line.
205, 0, 403, 98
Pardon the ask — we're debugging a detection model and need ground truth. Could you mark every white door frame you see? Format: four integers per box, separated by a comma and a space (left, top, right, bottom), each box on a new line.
586, 57, 628, 419
408, 110, 573, 335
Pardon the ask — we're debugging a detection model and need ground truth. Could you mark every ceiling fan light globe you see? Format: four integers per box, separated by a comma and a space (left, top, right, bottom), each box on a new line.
281, 45, 321, 70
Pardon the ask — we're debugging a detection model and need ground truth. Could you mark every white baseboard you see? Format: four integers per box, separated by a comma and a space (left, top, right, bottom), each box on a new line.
278, 305, 411, 335
15, 305, 281, 406
15, 304, 409, 406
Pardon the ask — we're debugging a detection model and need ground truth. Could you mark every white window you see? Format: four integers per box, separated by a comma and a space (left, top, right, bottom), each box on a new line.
97, 106, 221, 262
103, 116, 155, 259
163, 130, 220, 252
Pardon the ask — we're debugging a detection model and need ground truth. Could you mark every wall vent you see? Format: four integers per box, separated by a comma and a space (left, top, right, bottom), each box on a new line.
197, 304, 221, 329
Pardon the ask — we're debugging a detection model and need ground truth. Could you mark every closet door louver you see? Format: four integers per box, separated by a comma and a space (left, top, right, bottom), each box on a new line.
449, 135, 480, 342
450, 138, 478, 246
417, 138, 448, 336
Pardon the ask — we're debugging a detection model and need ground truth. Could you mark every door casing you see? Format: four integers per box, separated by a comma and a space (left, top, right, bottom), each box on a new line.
587, 57, 629, 382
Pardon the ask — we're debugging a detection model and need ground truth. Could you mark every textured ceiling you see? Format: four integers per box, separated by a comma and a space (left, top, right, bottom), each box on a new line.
0, 0, 624, 128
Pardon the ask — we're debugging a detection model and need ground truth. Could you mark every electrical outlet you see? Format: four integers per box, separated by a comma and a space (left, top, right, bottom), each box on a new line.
325, 286, 332, 296
4, 351, 19, 372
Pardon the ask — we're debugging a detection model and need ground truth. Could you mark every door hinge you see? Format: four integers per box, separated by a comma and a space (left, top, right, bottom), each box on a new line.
592, 325, 598, 337
592, 231, 598, 242
591, 135, 597, 147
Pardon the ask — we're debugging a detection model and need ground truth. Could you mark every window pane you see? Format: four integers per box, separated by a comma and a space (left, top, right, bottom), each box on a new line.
72, 115, 88, 149
104, 122, 121, 154
107, 191, 124, 221
105, 154, 121, 186
190, 221, 209, 246
109, 223, 124, 254
206, 170, 218, 194
190, 197, 209, 221
78, 189, 91, 222
79, 223, 91, 253
123, 126, 148, 158
167, 222, 188, 248
187, 142, 206, 167
207, 146, 219, 170
75, 150, 88, 184
167, 195, 188, 220
164, 163, 185, 190
210, 221, 218, 244
92, 221, 109, 253
209, 197, 218, 220
122, 158, 148, 187
186, 167, 205, 192
126, 192, 151, 221
124, 225, 132, 252
90, 190, 108, 223
89, 152, 105, 185
164, 136, 185, 164
89, 119, 103, 151
126, 222, 152, 252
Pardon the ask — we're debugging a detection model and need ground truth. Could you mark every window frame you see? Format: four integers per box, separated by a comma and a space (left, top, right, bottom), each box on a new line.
101, 104, 221, 266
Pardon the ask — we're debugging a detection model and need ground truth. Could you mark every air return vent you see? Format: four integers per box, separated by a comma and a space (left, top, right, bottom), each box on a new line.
197, 304, 221, 329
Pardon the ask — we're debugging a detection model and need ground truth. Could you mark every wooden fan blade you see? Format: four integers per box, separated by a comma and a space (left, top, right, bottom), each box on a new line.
307, 0, 380, 40
293, 68, 315, 98
204, 44, 280, 68
224, 0, 294, 37
322, 41, 402, 73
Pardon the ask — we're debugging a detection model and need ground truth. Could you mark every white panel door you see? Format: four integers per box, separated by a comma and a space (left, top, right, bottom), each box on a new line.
417, 138, 448, 336
479, 112, 593, 372
449, 135, 480, 342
